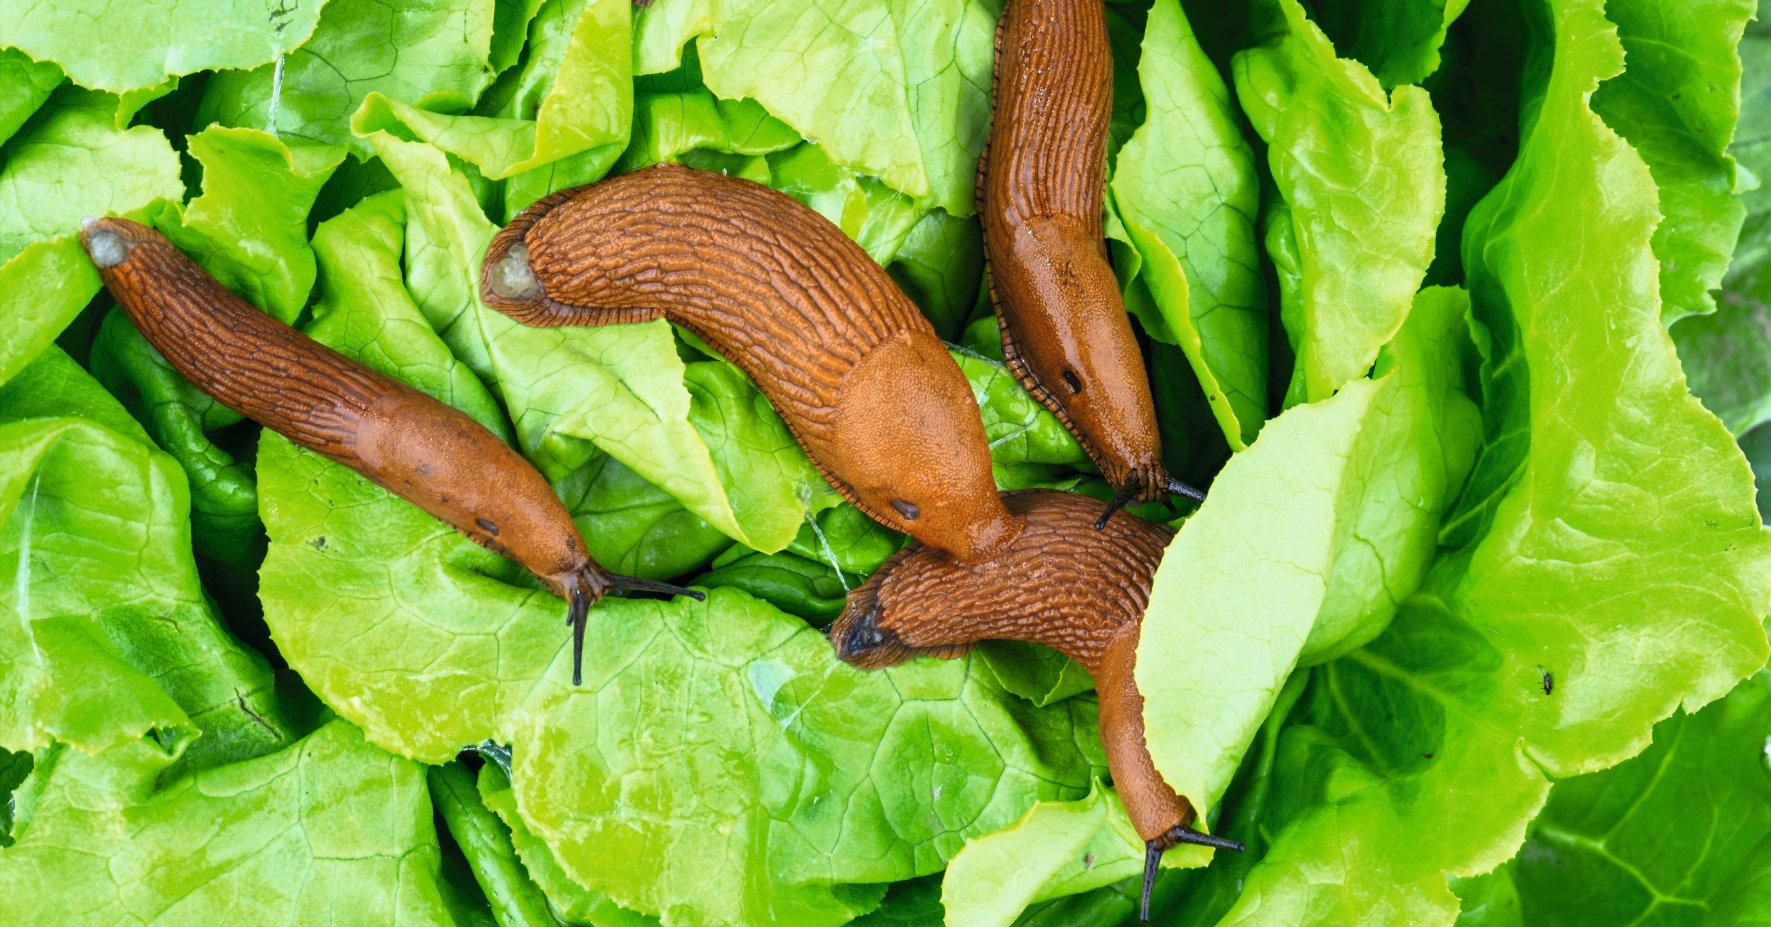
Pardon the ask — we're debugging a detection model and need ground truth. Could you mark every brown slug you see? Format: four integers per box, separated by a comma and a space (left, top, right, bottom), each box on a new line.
79, 217, 701, 686
480, 163, 1024, 563
828, 490, 1240, 920
979, 0, 1204, 527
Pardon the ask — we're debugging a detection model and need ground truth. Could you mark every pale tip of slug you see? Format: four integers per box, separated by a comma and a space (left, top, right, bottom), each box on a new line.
80, 215, 98, 230
488, 242, 541, 301
83, 226, 131, 269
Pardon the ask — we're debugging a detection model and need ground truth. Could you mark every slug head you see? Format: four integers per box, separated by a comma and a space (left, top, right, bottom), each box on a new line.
832, 328, 1022, 563
1002, 216, 1173, 505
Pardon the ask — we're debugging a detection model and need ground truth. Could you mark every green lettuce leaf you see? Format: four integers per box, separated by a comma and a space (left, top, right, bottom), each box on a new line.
1448, 870, 1524, 927
850, 877, 944, 927
782, 503, 904, 579
306, 191, 510, 434
619, 45, 800, 171
1234, 0, 1446, 405
887, 209, 983, 341
645, 0, 997, 214
0, 0, 322, 95
554, 450, 734, 581
1672, 264, 1771, 435
88, 310, 266, 592
160, 126, 344, 324
353, 0, 635, 206
1308, 0, 1470, 88
502, 590, 1101, 925
766, 142, 926, 265
1138, 287, 1477, 819
199, 0, 499, 153
0, 239, 102, 388
0, 748, 30, 849
1456, 0, 1771, 766
0, 87, 180, 384
1592, 0, 1756, 325
0, 48, 62, 147
1488, 671, 1771, 925
0, 719, 474, 925
956, 350, 1091, 489
0, 347, 146, 441
1202, 3, 1771, 922
1164, 673, 1310, 927
940, 781, 1211, 927
429, 762, 558, 927
1307, 287, 1479, 661
1136, 375, 1369, 818
0, 350, 287, 769
1672, 0, 1771, 435
698, 549, 852, 620
1733, 4, 1771, 276
976, 642, 1095, 709
478, 762, 659, 926
1109, 0, 1268, 449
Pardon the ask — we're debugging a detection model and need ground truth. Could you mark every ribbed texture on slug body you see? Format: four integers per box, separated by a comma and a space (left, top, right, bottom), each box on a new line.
507, 165, 929, 432
981, 0, 1114, 238
833, 491, 1171, 670
85, 218, 597, 590
97, 227, 383, 460
485, 164, 1024, 563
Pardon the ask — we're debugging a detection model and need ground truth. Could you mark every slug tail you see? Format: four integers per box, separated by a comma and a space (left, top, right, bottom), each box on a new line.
826, 545, 940, 669
479, 188, 578, 318
1093, 475, 1144, 530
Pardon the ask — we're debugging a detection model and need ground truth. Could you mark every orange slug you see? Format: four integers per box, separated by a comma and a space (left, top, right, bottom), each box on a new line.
979, 0, 1204, 527
480, 163, 1024, 563
828, 490, 1240, 920
79, 217, 700, 686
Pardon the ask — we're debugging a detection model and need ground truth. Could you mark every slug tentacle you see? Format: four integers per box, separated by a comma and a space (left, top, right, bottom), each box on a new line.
1141, 842, 1162, 922
82, 217, 697, 688
1092, 470, 1208, 531
1094, 474, 1146, 531
1163, 475, 1207, 504
482, 164, 1024, 563
1143, 827, 1246, 922
567, 576, 593, 686
606, 573, 704, 600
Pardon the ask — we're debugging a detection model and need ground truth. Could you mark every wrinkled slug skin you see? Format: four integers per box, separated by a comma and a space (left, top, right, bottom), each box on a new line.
828, 490, 1193, 842
980, 0, 1169, 499
481, 164, 1023, 563
80, 218, 615, 612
